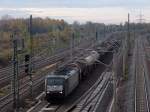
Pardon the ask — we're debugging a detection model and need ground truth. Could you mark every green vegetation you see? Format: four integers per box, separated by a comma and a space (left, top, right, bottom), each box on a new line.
0, 16, 127, 67
0, 17, 72, 66
123, 65, 129, 80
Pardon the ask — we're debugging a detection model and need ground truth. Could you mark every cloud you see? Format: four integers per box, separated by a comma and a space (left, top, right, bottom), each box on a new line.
0, 8, 131, 24
0, 7, 150, 24
0, 0, 150, 8
0, 0, 149, 24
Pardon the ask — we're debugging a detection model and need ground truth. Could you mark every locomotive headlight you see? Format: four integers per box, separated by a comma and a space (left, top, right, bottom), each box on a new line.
59, 91, 63, 94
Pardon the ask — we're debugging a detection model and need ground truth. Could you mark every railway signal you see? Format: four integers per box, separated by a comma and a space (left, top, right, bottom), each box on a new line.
25, 54, 30, 74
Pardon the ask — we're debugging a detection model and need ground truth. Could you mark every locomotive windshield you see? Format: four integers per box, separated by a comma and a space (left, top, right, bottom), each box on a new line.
47, 77, 64, 85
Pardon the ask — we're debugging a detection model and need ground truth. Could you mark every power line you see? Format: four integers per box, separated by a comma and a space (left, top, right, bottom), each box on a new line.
137, 11, 145, 23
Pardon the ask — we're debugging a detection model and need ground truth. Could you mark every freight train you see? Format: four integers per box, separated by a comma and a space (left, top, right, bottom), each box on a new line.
45, 40, 119, 100
45, 51, 99, 99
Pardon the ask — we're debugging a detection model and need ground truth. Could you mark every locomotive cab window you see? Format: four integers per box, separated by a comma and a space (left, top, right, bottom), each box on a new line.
47, 77, 64, 85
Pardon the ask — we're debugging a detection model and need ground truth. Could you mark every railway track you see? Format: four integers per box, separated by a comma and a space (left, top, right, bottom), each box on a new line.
0, 54, 64, 88
65, 71, 113, 112
0, 35, 117, 112
0, 60, 63, 112
0, 41, 96, 112
0, 35, 108, 78
0, 37, 93, 73
134, 37, 150, 112
27, 69, 113, 112
0, 40, 93, 89
26, 47, 116, 112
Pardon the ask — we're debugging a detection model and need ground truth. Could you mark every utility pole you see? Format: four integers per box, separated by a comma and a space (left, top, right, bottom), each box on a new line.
70, 32, 74, 61
57, 31, 60, 51
96, 29, 98, 41
104, 25, 106, 38
123, 13, 130, 79
133, 23, 136, 42
103, 24, 106, 38
12, 37, 19, 112
122, 37, 126, 79
127, 13, 130, 47
73, 32, 75, 49
113, 52, 117, 112
95, 28, 98, 46
29, 15, 33, 98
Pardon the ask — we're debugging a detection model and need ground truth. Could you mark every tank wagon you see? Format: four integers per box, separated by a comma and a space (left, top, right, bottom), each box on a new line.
45, 51, 99, 99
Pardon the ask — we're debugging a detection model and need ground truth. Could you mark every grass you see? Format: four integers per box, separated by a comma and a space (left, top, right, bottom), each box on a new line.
0, 86, 10, 97
124, 66, 129, 80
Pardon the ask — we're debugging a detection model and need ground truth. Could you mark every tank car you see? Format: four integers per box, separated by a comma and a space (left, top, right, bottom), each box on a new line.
85, 51, 99, 65
76, 50, 99, 77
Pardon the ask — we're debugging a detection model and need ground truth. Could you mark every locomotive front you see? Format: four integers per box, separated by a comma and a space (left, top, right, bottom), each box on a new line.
45, 75, 66, 98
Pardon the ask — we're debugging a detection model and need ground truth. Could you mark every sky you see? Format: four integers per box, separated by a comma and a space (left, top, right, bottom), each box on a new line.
0, 0, 150, 24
